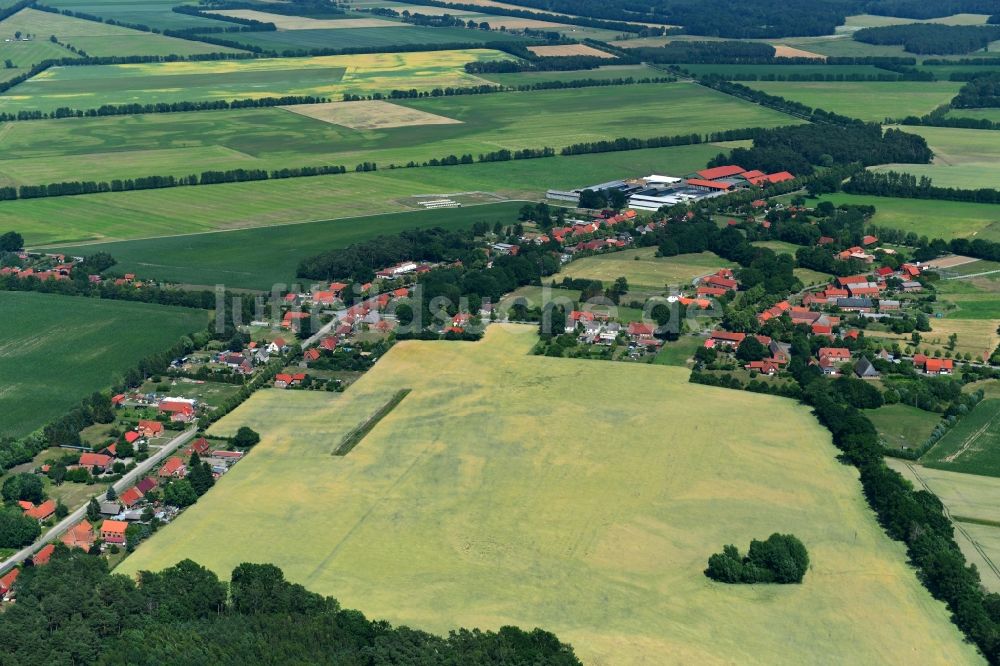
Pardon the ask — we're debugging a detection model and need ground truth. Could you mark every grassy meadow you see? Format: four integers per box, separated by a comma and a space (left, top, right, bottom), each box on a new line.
0, 82, 797, 187
0, 291, 207, 439
745, 81, 963, 122
0, 49, 510, 113
0, 8, 242, 57
865, 403, 941, 452
560, 248, 736, 291
812, 193, 1000, 242
14, 143, 721, 246
117, 325, 979, 665
51, 202, 527, 289
936, 276, 1000, 320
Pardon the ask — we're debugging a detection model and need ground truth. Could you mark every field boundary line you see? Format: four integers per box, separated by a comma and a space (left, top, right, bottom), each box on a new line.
333, 388, 411, 456
902, 461, 1000, 582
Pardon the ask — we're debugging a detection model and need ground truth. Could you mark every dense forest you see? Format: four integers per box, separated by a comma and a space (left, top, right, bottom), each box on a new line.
952, 72, 1000, 107
706, 124, 932, 176
853, 24, 1000, 55
0, 551, 580, 665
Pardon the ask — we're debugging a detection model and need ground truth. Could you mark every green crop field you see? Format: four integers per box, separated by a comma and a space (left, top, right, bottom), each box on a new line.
11, 143, 721, 247
745, 81, 963, 122
51, 202, 527, 289
117, 325, 978, 665
922, 399, 1000, 477
0, 291, 207, 440
215, 24, 529, 53
0, 82, 798, 187
44, 0, 234, 31
812, 193, 1000, 242
872, 126, 1000, 189
0, 49, 510, 113
0, 8, 242, 57
865, 403, 942, 452
936, 276, 1000, 320
888, 459, 1000, 593
0, 35, 77, 72
560, 248, 736, 291
948, 108, 1000, 123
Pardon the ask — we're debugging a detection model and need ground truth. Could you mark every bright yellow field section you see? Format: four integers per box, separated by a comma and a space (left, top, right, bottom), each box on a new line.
119, 326, 979, 665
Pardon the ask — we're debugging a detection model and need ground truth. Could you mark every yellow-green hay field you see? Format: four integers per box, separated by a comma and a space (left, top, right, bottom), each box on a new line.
119, 326, 979, 665
559, 248, 737, 290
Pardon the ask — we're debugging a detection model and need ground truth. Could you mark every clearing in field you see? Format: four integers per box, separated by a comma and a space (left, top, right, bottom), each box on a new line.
745, 81, 963, 122
0, 49, 510, 113
865, 403, 941, 452
771, 44, 826, 59
0, 291, 207, 440
0, 8, 241, 56
889, 459, 1000, 592
559, 248, 736, 291
279, 99, 462, 129
117, 325, 978, 665
206, 10, 405, 30
527, 44, 615, 58
812, 192, 1000, 242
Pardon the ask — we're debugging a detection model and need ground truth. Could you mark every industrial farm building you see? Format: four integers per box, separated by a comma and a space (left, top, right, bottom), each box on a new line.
547, 165, 794, 212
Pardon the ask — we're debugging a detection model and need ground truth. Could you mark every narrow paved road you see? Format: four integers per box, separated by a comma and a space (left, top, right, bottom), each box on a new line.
0, 427, 198, 575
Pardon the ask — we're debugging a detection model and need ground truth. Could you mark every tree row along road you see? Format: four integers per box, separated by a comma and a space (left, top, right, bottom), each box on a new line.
0, 427, 198, 575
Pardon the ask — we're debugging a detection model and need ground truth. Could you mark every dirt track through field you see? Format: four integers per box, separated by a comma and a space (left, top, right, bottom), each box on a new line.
945, 414, 1000, 462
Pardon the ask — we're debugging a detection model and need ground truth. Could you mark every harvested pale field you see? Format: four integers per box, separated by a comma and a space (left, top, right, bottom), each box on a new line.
208, 10, 406, 30
866, 318, 1000, 361
119, 325, 980, 665
772, 44, 826, 60
527, 43, 615, 58
280, 99, 462, 129
928, 254, 980, 270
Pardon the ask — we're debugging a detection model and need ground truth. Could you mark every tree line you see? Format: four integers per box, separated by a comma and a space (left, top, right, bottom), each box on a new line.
854, 24, 1000, 55
699, 79, 861, 124
0, 164, 351, 201
708, 124, 931, 177
624, 42, 776, 65
844, 170, 1000, 206
0, 553, 581, 664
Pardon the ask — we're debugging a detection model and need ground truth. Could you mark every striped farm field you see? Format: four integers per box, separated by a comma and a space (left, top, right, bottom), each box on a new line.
0, 49, 511, 113
744, 81, 963, 122
117, 325, 980, 665
0, 8, 242, 57
922, 399, 1000, 477
871, 126, 1000, 190
0, 82, 799, 187
0, 291, 207, 440
11, 143, 722, 247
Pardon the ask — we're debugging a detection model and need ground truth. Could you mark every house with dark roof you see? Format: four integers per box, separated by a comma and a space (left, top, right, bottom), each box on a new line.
854, 357, 880, 379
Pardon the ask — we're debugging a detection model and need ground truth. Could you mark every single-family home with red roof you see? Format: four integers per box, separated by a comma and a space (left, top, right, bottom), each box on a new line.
137, 420, 164, 438
158, 457, 187, 479
119, 486, 144, 508
79, 452, 113, 473
100, 520, 128, 545
925, 358, 954, 375
24, 500, 56, 521
862, 235, 878, 246
33, 544, 55, 566
745, 359, 781, 375
627, 322, 655, 339
62, 521, 95, 550
710, 330, 746, 347
303, 348, 321, 362
136, 477, 158, 495
0, 568, 19, 597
